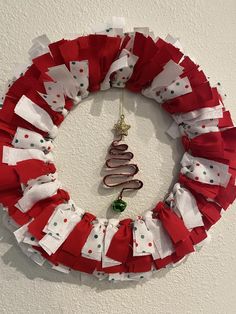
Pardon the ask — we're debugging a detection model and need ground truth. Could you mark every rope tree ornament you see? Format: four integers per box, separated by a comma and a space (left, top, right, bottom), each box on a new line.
0, 17, 235, 282
103, 90, 143, 212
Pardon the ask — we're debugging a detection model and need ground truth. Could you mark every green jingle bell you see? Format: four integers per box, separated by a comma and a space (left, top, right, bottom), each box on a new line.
112, 199, 127, 212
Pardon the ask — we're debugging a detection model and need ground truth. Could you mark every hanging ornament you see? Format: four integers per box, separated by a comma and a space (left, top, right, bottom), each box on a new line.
103, 92, 143, 212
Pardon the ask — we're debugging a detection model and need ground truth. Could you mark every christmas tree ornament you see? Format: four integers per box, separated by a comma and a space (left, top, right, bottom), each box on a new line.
103, 91, 143, 212
0, 17, 235, 282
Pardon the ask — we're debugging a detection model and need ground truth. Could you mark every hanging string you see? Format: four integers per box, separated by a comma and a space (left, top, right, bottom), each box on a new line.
103, 90, 143, 210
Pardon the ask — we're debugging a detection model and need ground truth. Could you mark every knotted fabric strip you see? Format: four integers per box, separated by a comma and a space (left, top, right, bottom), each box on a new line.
14, 95, 58, 138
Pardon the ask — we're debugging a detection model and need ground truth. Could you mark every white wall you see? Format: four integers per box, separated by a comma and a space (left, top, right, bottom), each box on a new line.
0, 1, 236, 313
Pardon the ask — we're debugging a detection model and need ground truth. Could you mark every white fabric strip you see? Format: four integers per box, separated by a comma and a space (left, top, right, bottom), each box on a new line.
92, 270, 109, 281
92, 16, 125, 35
44, 81, 63, 96
94, 27, 123, 36
111, 49, 139, 88
181, 152, 231, 187
47, 65, 77, 99
167, 105, 223, 139
51, 264, 71, 274
2, 146, 53, 165
133, 217, 155, 256
100, 55, 129, 90
42, 82, 68, 116
133, 27, 151, 36
166, 183, 204, 229
12, 63, 30, 80
102, 219, 122, 268
15, 178, 61, 213
145, 60, 184, 90
19, 243, 45, 266
12, 127, 54, 152
38, 92, 67, 116
14, 221, 31, 243
2, 212, 19, 232
124, 36, 135, 53
47, 62, 89, 105
14, 221, 40, 248
69, 60, 89, 98
173, 105, 223, 125
144, 211, 174, 259
146, 76, 192, 104
39, 201, 84, 255
165, 34, 183, 51
28, 34, 50, 60
23, 234, 40, 246
142, 59, 184, 100
42, 198, 79, 240
178, 119, 219, 139
108, 270, 153, 282
25, 172, 58, 188
81, 218, 107, 261
29, 250, 46, 266
14, 95, 58, 138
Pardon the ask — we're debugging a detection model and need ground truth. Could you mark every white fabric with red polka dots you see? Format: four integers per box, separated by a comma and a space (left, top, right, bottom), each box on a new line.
100, 54, 129, 90
108, 270, 154, 282
39, 201, 84, 255
69, 60, 89, 98
46, 61, 89, 105
179, 119, 219, 139
166, 183, 204, 229
144, 211, 174, 259
167, 105, 223, 139
81, 218, 108, 261
133, 217, 155, 256
92, 269, 154, 282
145, 76, 192, 104
14, 95, 58, 138
181, 152, 231, 187
111, 49, 139, 88
102, 219, 122, 268
43, 201, 83, 240
2, 146, 53, 166
142, 59, 185, 100
12, 127, 53, 152
144, 60, 184, 92
38, 91, 67, 116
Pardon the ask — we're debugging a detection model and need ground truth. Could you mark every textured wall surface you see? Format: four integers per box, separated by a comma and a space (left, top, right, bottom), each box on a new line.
0, 1, 236, 313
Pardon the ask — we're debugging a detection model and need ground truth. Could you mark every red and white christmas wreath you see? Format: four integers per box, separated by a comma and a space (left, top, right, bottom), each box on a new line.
0, 17, 235, 282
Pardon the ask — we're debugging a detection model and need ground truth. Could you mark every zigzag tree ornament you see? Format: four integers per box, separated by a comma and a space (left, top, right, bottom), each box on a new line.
0, 17, 235, 282
103, 95, 143, 213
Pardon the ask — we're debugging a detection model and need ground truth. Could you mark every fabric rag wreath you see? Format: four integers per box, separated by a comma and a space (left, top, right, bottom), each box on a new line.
0, 17, 235, 282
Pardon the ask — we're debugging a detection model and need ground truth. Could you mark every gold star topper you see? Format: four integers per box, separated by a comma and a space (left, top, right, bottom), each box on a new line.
114, 114, 131, 136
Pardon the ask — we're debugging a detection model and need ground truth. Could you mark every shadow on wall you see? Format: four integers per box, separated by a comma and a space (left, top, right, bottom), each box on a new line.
0, 88, 185, 290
